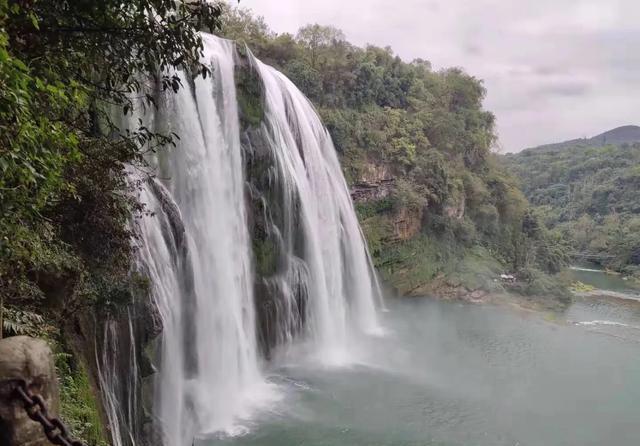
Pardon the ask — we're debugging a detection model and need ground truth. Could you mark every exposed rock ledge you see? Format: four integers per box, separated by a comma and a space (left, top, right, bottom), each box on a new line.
350, 161, 395, 203
350, 178, 395, 202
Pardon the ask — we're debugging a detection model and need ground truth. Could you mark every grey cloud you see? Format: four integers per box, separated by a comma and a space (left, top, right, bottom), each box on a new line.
462, 43, 483, 56
238, 0, 639, 152
532, 81, 592, 97
533, 66, 565, 76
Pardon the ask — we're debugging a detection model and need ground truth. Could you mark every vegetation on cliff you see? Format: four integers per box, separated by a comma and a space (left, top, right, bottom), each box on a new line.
0, 1, 222, 443
221, 7, 569, 303
504, 127, 640, 279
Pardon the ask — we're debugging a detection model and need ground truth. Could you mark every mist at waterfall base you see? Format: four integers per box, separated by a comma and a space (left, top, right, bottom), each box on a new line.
215, 298, 640, 446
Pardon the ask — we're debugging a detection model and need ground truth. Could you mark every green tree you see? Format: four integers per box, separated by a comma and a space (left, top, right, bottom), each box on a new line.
296, 24, 345, 68
1, 0, 222, 327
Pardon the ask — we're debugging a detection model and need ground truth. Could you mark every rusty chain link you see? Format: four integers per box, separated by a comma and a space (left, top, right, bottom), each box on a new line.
3, 378, 85, 446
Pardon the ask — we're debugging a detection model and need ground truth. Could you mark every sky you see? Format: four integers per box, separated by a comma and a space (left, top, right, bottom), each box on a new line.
235, 0, 639, 152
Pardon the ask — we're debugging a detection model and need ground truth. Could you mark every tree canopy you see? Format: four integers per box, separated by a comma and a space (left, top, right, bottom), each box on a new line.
1, 0, 222, 322
505, 142, 640, 275
221, 7, 569, 297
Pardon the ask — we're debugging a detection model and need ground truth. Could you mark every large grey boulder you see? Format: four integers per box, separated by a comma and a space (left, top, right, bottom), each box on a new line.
0, 336, 60, 446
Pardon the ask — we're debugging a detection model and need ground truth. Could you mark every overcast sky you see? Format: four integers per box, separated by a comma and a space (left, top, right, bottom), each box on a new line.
236, 0, 639, 152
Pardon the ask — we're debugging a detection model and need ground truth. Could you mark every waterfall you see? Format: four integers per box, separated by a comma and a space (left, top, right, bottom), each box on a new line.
103, 33, 382, 446
250, 54, 381, 362
137, 36, 277, 444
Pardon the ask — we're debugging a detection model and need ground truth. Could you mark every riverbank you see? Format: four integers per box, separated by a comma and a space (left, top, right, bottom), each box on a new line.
416, 286, 574, 319
404, 263, 640, 316
395, 270, 571, 314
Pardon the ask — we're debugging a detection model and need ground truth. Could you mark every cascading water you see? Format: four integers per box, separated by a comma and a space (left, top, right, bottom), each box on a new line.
249, 54, 382, 363
137, 36, 276, 444
101, 33, 383, 446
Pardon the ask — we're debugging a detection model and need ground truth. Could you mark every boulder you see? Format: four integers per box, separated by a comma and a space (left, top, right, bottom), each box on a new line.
0, 336, 60, 446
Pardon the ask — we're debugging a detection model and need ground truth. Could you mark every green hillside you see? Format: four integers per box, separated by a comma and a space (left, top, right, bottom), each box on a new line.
504, 129, 640, 277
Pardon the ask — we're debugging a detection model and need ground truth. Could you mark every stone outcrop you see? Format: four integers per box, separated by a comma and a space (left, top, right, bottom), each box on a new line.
350, 162, 395, 203
392, 206, 423, 241
360, 161, 392, 184
351, 178, 395, 202
443, 195, 465, 220
349, 160, 423, 241
0, 336, 59, 446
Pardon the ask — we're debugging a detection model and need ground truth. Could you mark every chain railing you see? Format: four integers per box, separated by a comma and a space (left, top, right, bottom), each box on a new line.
2, 378, 85, 446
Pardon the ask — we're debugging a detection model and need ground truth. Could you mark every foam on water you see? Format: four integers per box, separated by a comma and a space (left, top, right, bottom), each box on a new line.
569, 266, 607, 273
574, 320, 640, 330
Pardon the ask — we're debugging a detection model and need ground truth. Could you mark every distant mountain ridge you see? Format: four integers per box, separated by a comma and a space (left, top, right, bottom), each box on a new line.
524, 125, 640, 153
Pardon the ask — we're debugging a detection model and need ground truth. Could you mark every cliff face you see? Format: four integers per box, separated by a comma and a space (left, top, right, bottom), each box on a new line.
348, 155, 507, 297
351, 178, 395, 203
349, 162, 423, 242
391, 207, 423, 241
350, 163, 394, 202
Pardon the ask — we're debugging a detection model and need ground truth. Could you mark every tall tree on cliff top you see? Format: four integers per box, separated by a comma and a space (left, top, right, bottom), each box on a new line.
296, 24, 346, 68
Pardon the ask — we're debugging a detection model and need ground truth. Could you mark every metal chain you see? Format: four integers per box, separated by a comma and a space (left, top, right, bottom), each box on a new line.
4, 378, 85, 446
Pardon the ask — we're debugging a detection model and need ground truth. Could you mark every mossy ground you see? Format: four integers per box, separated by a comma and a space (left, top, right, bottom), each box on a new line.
56, 353, 108, 446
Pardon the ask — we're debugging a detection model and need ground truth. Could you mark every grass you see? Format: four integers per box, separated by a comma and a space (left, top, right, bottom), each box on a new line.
569, 281, 596, 293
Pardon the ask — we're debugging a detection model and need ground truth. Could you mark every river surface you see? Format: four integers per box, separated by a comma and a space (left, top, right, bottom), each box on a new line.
569, 265, 640, 296
204, 271, 640, 446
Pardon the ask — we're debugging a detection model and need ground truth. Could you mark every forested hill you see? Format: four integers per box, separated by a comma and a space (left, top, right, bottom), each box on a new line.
503, 127, 640, 277
223, 8, 569, 303
524, 125, 640, 153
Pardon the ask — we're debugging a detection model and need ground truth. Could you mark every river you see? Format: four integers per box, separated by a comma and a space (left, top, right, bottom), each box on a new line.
203, 269, 640, 446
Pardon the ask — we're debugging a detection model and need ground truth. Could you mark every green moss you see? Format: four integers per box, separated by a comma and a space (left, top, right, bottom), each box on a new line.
236, 64, 265, 127
447, 246, 505, 292
355, 198, 393, 220
360, 214, 394, 259
56, 353, 108, 446
569, 281, 595, 292
375, 235, 445, 293
253, 237, 279, 277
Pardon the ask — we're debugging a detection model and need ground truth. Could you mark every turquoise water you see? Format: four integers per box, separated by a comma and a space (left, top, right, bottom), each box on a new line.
569, 265, 640, 295
202, 294, 640, 446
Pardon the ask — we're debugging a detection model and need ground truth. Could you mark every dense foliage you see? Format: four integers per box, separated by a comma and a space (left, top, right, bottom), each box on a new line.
505, 139, 640, 277
222, 7, 568, 300
0, 1, 222, 443
1, 0, 222, 303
